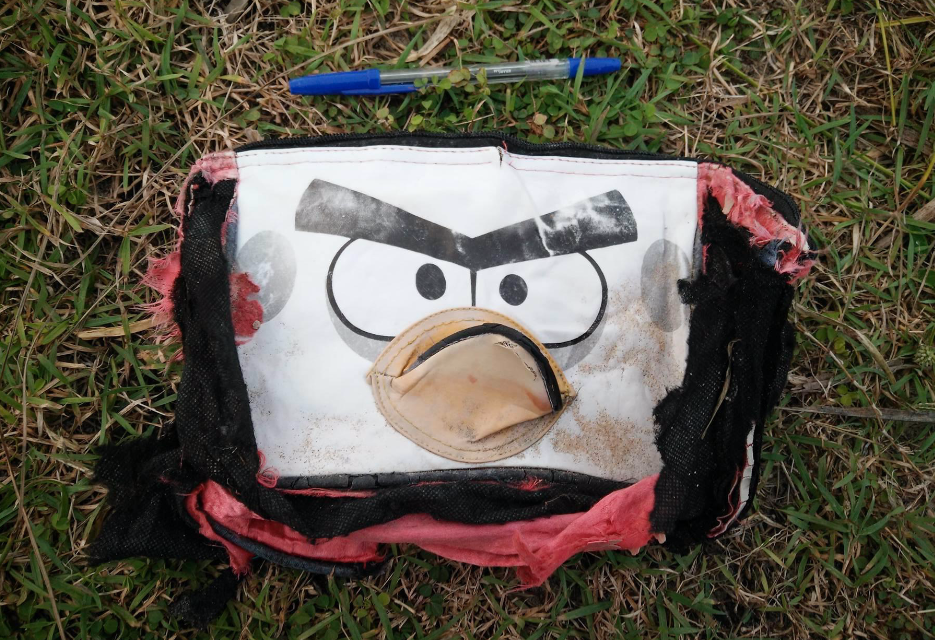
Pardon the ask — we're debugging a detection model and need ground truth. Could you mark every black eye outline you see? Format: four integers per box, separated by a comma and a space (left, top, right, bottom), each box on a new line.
327, 240, 462, 342
328, 240, 608, 348
327, 239, 394, 342
498, 274, 528, 306
489, 252, 608, 350
416, 263, 446, 300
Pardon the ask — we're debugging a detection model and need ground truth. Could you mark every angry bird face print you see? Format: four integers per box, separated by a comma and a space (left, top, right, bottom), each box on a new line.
231, 145, 698, 481
296, 179, 636, 368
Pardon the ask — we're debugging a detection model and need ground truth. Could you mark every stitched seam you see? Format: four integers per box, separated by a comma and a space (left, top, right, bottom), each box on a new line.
505, 156, 693, 168
505, 159, 695, 179
237, 155, 696, 178
373, 317, 487, 372
373, 309, 501, 370
238, 158, 493, 170
237, 145, 695, 168
239, 146, 492, 157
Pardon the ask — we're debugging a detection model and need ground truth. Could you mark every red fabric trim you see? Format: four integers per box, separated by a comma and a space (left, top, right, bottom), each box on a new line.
513, 476, 546, 491
707, 468, 742, 538
255, 450, 278, 488
141, 252, 182, 343
279, 487, 377, 498
143, 152, 263, 346
186, 475, 660, 586
173, 152, 239, 219
184, 486, 254, 575
230, 273, 263, 344
697, 163, 814, 281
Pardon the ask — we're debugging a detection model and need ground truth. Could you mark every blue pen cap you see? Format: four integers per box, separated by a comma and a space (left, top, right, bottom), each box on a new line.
567, 57, 622, 78
289, 69, 381, 95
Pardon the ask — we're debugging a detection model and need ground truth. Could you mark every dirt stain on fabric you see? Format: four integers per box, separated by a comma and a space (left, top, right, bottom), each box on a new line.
551, 404, 645, 478
575, 284, 683, 399
549, 281, 683, 477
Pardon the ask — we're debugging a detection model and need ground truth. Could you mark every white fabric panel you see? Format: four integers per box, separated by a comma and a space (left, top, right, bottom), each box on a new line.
232, 144, 698, 482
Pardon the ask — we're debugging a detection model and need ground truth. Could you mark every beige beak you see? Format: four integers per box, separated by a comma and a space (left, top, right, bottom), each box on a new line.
368, 308, 575, 463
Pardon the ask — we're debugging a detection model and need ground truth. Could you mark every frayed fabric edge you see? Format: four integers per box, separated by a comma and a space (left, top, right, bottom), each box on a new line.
697, 163, 815, 281
141, 152, 262, 349
185, 474, 662, 587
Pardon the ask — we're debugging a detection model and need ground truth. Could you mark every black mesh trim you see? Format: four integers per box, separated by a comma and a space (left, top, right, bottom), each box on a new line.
649, 192, 797, 545
168, 568, 241, 630
278, 466, 628, 490
730, 166, 801, 227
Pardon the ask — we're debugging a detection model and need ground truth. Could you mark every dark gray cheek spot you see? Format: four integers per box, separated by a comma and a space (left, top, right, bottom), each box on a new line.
224, 206, 239, 265
234, 230, 297, 321
548, 313, 606, 371
641, 239, 690, 332
327, 304, 386, 361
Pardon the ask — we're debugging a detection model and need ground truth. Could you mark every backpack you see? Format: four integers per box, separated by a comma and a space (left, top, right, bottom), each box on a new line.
89, 133, 814, 625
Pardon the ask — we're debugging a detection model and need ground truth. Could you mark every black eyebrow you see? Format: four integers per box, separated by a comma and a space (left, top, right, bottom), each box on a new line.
295, 180, 468, 266
469, 190, 637, 269
295, 180, 637, 270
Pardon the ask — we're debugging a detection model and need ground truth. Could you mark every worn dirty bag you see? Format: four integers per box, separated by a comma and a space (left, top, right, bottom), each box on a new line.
88, 133, 814, 624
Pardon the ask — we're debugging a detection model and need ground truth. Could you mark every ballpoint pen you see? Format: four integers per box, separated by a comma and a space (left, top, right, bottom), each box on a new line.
289, 57, 622, 96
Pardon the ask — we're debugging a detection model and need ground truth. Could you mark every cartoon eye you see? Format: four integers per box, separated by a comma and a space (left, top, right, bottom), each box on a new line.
475, 253, 606, 347
415, 263, 446, 300
328, 239, 471, 339
498, 274, 528, 306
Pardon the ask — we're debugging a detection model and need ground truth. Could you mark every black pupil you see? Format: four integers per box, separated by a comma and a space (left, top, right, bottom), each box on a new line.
416, 263, 446, 300
499, 274, 528, 305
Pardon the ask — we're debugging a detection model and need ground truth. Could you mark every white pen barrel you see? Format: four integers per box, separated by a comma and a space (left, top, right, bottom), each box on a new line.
379, 59, 570, 85
379, 68, 452, 83
477, 59, 569, 83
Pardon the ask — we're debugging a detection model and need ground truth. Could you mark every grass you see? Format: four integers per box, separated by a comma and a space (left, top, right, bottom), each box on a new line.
2, 0, 935, 638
